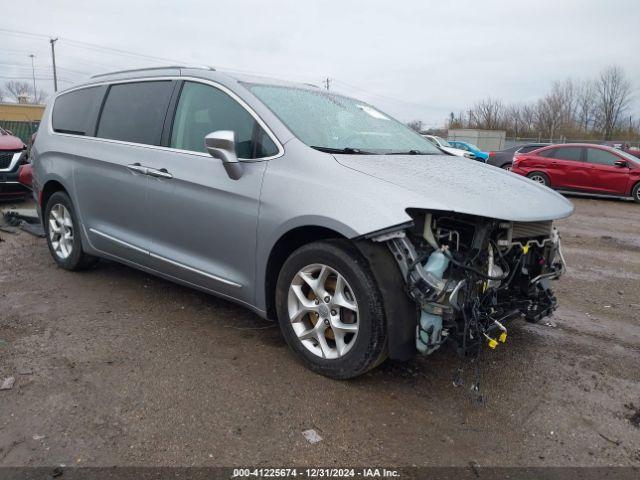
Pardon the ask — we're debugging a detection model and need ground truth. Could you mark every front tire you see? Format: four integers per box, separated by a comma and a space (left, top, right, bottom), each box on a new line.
44, 191, 99, 270
275, 240, 387, 379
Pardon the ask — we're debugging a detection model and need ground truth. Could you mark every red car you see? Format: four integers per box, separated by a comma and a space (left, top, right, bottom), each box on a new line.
0, 127, 28, 200
511, 143, 640, 203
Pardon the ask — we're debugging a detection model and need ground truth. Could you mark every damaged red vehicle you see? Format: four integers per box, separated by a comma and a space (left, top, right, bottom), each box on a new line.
511, 143, 640, 203
0, 127, 29, 200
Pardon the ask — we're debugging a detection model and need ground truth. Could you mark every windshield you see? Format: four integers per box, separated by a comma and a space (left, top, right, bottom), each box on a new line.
466, 143, 481, 151
618, 149, 640, 164
434, 136, 453, 148
248, 84, 441, 155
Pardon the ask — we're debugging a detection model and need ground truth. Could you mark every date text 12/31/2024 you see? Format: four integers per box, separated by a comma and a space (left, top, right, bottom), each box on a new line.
232, 468, 400, 478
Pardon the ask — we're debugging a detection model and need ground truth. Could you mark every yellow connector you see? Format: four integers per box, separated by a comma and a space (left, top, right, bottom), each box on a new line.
487, 337, 498, 349
499, 332, 507, 343
521, 244, 530, 254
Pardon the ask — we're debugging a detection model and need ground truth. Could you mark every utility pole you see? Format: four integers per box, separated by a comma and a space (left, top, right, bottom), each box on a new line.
50, 37, 58, 92
29, 54, 37, 102
323, 77, 331, 90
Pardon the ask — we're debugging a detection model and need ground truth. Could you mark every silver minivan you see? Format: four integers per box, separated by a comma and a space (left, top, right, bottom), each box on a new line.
32, 66, 573, 378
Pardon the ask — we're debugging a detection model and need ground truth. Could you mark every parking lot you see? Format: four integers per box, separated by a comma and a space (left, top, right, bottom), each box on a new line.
1, 196, 639, 467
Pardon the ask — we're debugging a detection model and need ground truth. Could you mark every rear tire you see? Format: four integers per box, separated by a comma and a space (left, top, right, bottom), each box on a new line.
275, 239, 387, 379
527, 171, 550, 187
501, 163, 512, 170
44, 191, 99, 271
632, 182, 640, 204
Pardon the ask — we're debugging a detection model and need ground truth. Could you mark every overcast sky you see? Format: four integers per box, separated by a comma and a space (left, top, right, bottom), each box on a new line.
1, 0, 638, 126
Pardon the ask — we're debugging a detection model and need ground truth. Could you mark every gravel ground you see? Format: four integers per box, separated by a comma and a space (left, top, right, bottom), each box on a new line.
0, 196, 639, 467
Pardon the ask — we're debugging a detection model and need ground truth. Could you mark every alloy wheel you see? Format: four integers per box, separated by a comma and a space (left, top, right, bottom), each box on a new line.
287, 263, 359, 359
529, 174, 546, 185
48, 203, 74, 259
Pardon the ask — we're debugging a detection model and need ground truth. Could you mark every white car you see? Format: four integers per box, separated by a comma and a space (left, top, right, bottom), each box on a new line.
422, 134, 476, 160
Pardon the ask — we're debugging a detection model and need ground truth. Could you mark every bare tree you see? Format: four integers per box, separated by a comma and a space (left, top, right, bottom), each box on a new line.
3, 81, 48, 104
32, 88, 48, 104
0, 87, 5, 103
4, 81, 32, 102
594, 66, 632, 140
406, 120, 424, 132
468, 97, 505, 130
534, 81, 576, 141
576, 79, 597, 133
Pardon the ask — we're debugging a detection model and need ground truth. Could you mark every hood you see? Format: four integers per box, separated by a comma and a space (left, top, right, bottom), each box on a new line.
0, 134, 24, 151
334, 154, 574, 222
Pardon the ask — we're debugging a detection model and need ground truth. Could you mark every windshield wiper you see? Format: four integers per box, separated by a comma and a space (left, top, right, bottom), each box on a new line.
310, 146, 372, 155
385, 150, 438, 155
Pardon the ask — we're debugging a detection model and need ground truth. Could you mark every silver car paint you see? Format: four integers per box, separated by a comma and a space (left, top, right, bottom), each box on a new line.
33, 67, 574, 318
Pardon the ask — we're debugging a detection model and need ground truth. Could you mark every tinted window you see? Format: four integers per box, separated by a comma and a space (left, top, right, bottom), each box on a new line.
52, 86, 105, 135
553, 147, 583, 161
586, 148, 620, 166
97, 81, 173, 145
170, 81, 278, 158
519, 145, 543, 153
538, 148, 557, 158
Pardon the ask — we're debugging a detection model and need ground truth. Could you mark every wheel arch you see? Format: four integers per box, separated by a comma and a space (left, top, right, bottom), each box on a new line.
40, 178, 68, 211
264, 225, 348, 320
262, 224, 418, 362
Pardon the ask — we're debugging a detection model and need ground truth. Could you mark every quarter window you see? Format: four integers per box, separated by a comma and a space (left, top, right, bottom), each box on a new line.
97, 81, 174, 145
52, 86, 105, 135
586, 148, 620, 166
170, 81, 278, 158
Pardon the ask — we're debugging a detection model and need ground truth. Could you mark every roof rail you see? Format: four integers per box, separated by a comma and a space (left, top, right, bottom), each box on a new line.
91, 65, 216, 79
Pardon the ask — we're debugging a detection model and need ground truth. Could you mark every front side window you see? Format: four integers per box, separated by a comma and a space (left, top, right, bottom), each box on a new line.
553, 147, 583, 162
248, 84, 442, 155
586, 148, 621, 166
97, 81, 174, 145
52, 86, 105, 136
170, 82, 278, 159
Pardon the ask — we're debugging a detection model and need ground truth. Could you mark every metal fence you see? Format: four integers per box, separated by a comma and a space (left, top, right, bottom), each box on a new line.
504, 136, 640, 149
0, 120, 39, 144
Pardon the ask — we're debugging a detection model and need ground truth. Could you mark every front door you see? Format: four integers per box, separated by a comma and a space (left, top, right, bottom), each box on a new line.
144, 80, 280, 305
585, 147, 630, 195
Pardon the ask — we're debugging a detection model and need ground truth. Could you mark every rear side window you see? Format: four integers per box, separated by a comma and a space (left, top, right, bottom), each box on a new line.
538, 148, 557, 158
519, 145, 543, 153
552, 147, 583, 161
97, 81, 174, 145
52, 86, 105, 135
586, 148, 620, 166
170, 81, 278, 158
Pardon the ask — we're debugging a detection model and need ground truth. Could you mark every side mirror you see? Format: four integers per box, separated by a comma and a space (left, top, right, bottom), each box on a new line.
613, 160, 627, 168
204, 130, 243, 180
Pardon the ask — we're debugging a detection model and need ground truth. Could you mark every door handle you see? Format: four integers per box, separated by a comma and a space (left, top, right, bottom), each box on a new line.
146, 167, 173, 179
126, 163, 148, 175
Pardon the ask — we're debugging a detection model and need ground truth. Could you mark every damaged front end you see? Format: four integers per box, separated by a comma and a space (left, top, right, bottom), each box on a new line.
370, 210, 566, 357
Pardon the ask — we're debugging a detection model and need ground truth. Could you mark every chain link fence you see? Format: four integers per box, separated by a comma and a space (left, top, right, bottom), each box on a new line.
0, 120, 39, 144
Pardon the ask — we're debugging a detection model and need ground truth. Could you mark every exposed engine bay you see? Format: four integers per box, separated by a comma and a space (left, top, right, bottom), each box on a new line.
372, 210, 566, 358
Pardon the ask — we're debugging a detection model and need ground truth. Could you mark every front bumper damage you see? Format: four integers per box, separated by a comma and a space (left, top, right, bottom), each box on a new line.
369, 210, 566, 358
